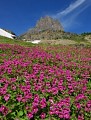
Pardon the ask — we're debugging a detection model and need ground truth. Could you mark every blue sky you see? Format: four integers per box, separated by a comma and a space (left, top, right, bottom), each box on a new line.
0, 0, 91, 35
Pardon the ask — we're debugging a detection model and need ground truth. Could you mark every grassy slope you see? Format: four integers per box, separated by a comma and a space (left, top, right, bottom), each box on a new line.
0, 35, 91, 47
0, 36, 35, 47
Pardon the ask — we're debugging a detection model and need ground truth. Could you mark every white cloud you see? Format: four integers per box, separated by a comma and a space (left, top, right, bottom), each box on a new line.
61, 4, 89, 30
52, 0, 91, 31
55, 0, 86, 18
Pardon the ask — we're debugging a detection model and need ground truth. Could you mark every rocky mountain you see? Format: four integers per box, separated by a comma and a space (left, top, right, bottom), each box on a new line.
19, 16, 64, 40
35, 16, 64, 32
19, 16, 86, 43
0, 28, 16, 39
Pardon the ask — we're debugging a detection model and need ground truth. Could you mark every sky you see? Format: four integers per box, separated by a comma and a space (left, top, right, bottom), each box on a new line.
0, 0, 91, 35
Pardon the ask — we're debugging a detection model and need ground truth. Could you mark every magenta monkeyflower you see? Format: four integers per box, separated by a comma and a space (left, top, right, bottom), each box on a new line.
0, 105, 8, 116
11, 84, 16, 90
40, 112, 46, 119
76, 94, 85, 101
16, 95, 22, 102
75, 102, 81, 109
0, 87, 7, 95
51, 87, 58, 95
64, 113, 70, 119
40, 98, 46, 108
7, 68, 12, 74
78, 114, 84, 120
27, 112, 33, 119
32, 106, 38, 114
4, 94, 10, 101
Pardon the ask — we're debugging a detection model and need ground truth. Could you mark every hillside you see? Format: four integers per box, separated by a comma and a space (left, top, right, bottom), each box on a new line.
0, 16, 91, 45
81, 32, 91, 43
19, 16, 88, 44
19, 16, 64, 40
0, 36, 34, 47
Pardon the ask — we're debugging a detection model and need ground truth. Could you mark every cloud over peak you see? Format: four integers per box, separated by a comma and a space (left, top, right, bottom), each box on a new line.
52, 0, 91, 31
54, 0, 86, 18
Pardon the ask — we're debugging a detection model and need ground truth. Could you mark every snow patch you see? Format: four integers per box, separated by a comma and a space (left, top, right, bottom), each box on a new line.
0, 28, 15, 39
31, 40, 41, 44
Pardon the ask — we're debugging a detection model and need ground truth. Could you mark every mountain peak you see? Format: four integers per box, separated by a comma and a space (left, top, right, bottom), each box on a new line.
35, 16, 64, 32
19, 16, 64, 40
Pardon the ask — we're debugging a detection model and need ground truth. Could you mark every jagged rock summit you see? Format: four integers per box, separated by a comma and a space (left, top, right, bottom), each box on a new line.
35, 16, 64, 32
28, 16, 64, 34
19, 16, 85, 43
20, 16, 64, 40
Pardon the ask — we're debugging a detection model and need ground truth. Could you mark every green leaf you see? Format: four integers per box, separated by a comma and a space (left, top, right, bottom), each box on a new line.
51, 117, 60, 120
17, 102, 20, 105
18, 111, 23, 117
44, 118, 49, 120
11, 112, 16, 116
20, 118, 28, 120
0, 96, 1, 100
24, 110, 27, 114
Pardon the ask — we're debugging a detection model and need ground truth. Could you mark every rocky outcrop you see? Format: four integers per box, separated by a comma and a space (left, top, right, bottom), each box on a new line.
35, 16, 64, 32
19, 16, 64, 40
19, 16, 85, 42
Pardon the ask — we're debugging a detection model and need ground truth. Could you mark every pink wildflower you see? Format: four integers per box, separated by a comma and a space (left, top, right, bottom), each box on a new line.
0, 105, 8, 116
27, 112, 33, 119
40, 112, 46, 119
4, 94, 10, 101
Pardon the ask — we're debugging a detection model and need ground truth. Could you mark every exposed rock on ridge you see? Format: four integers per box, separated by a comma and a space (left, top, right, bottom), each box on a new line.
19, 16, 85, 43
35, 16, 64, 32
19, 16, 64, 40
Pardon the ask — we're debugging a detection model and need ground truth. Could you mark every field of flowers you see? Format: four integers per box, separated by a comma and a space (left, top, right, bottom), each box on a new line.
0, 44, 91, 120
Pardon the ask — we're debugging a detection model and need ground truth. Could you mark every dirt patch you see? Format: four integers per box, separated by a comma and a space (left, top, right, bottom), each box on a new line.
40, 39, 77, 45
85, 35, 91, 43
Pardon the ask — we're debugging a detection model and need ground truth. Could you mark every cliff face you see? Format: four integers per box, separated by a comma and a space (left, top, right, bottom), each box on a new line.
35, 16, 64, 32
19, 16, 64, 40
19, 16, 85, 42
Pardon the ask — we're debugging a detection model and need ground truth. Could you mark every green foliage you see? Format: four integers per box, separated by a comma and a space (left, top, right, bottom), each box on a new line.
81, 32, 91, 36
0, 36, 34, 47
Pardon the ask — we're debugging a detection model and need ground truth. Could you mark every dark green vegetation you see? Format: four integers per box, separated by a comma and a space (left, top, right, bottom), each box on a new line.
81, 32, 91, 36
